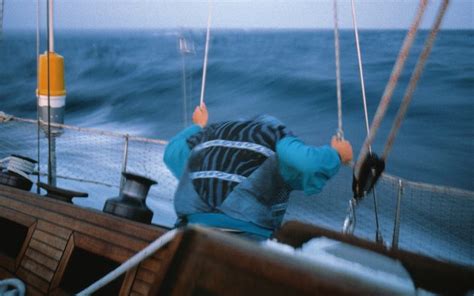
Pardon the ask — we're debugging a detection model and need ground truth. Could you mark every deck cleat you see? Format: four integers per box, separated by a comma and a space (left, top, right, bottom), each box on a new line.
37, 182, 88, 203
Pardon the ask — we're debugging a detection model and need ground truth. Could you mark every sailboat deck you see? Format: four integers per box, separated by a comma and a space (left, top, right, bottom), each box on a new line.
0, 184, 178, 295
1, 184, 474, 295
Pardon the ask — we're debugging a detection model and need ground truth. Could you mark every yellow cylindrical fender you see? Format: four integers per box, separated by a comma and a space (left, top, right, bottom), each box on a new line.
37, 51, 66, 97
37, 51, 66, 127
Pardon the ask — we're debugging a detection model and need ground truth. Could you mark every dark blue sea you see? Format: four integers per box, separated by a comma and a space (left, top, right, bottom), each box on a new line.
1, 29, 473, 191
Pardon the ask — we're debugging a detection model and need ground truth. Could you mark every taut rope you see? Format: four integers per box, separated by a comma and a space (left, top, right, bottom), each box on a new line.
382, 0, 450, 161
354, 0, 429, 178
199, 0, 213, 107
333, 0, 343, 139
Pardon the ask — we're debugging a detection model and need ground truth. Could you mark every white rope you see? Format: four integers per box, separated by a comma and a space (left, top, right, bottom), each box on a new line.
350, 0, 371, 143
199, 0, 213, 107
333, 0, 343, 139
77, 229, 179, 295
0, 278, 26, 296
0, 156, 36, 181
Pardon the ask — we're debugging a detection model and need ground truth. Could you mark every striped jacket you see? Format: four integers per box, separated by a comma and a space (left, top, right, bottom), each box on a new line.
164, 117, 340, 230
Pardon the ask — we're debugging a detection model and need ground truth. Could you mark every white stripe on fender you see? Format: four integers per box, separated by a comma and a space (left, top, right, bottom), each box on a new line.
38, 95, 66, 108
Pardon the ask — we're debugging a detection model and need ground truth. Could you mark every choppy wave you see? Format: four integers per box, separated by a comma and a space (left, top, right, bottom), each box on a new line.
0, 29, 473, 190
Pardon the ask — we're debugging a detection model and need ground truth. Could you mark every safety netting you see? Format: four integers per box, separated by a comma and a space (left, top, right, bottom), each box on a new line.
1, 116, 472, 266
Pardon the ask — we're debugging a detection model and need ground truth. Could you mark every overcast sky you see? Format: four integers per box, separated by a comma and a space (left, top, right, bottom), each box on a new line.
3, 0, 473, 30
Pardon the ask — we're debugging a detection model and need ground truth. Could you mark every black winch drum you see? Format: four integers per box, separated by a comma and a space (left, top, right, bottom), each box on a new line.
103, 172, 157, 224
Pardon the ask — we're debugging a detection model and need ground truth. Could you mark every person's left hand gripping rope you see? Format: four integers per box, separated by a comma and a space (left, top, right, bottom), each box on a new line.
193, 103, 208, 128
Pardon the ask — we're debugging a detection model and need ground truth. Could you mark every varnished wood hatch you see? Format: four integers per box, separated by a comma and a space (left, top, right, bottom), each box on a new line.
0, 185, 179, 295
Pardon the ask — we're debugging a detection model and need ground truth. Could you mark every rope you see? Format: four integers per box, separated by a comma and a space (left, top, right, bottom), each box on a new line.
0, 278, 26, 296
333, 0, 343, 139
0, 156, 36, 180
382, 0, 450, 160
354, 0, 428, 178
77, 229, 179, 295
350, 0, 370, 142
199, 0, 213, 107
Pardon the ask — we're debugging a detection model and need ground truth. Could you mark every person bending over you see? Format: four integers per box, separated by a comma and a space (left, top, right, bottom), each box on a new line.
164, 104, 352, 239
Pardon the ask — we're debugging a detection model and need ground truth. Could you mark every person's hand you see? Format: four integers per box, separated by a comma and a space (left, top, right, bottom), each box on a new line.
331, 136, 353, 165
192, 103, 208, 128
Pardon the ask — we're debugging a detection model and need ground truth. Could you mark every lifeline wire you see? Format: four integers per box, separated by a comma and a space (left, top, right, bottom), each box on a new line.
354, 0, 428, 178
199, 0, 213, 107
333, 0, 343, 138
382, 0, 450, 160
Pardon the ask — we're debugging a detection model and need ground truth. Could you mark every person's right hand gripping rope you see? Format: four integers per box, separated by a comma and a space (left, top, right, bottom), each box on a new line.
193, 103, 208, 128
331, 136, 353, 165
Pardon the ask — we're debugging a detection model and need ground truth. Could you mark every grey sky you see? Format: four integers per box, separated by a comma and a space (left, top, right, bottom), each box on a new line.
3, 0, 473, 30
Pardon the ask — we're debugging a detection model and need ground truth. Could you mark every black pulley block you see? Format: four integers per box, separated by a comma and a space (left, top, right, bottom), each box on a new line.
352, 152, 385, 199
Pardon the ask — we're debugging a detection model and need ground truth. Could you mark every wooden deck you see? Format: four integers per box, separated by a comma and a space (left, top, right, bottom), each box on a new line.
1, 184, 473, 295
0, 185, 179, 295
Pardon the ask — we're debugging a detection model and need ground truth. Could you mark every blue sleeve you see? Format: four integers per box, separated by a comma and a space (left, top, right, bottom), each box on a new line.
163, 124, 202, 179
276, 136, 341, 195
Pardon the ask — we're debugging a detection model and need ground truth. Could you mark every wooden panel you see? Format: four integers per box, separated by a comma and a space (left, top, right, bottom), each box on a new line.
21, 257, 55, 282
0, 185, 164, 241
25, 248, 59, 271
140, 257, 161, 272
147, 231, 184, 295
136, 267, 156, 284
50, 234, 75, 291
29, 238, 63, 261
16, 221, 38, 271
119, 267, 138, 296
132, 279, 150, 295
0, 266, 14, 279
49, 287, 72, 296
0, 256, 15, 273
32, 230, 67, 250
26, 285, 45, 296
37, 220, 71, 240
17, 266, 49, 293
0, 205, 36, 227
0, 196, 153, 252
74, 232, 135, 263
0, 206, 37, 272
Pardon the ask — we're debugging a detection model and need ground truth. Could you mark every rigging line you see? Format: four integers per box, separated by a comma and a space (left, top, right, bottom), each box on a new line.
350, 0, 382, 241
350, 0, 370, 141
354, 0, 428, 178
199, 0, 212, 107
333, 0, 343, 138
47, 0, 52, 185
181, 51, 188, 127
36, 0, 41, 193
382, 0, 450, 161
